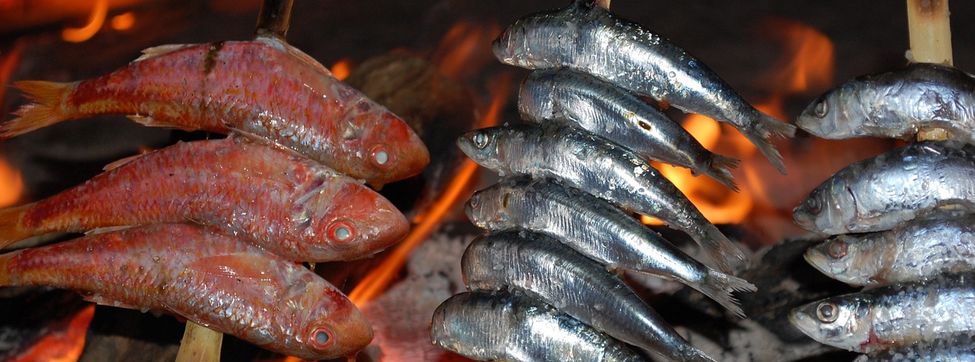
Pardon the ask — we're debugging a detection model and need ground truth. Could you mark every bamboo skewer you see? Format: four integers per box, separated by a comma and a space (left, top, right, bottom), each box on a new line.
596, 0, 611, 10
907, 0, 953, 141
175, 321, 223, 362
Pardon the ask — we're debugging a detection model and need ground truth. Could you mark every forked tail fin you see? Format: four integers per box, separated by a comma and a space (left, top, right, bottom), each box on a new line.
0, 203, 32, 250
698, 224, 748, 275
692, 269, 757, 319
703, 153, 740, 192
2, 81, 77, 140
746, 112, 796, 174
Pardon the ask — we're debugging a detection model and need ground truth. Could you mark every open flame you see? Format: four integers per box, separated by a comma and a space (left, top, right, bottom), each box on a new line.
329, 58, 352, 81
9, 305, 95, 362
0, 155, 23, 208
61, 0, 108, 43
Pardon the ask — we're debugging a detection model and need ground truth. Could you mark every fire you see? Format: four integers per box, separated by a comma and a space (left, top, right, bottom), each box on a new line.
0, 155, 22, 207
61, 0, 108, 43
330, 58, 352, 81
10, 305, 95, 362
432, 21, 501, 80
110, 11, 135, 31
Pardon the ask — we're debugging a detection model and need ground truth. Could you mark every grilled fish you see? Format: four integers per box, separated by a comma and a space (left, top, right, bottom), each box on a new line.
493, 0, 795, 172
0, 137, 408, 262
2, 37, 429, 187
519, 70, 740, 190
793, 142, 975, 235
463, 231, 715, 362
431, 291, 647, 362
457, 124, 747, 273
0, 223, 372, 360
805, 216, 975, 286
466, 178, 754, 315
789, 272, 975, 353
797, 63, 975, 143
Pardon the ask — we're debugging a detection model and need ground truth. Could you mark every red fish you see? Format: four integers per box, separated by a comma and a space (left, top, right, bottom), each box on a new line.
2, 37, 429, 187
0, 137, 408, 262
0, 223, 373, 359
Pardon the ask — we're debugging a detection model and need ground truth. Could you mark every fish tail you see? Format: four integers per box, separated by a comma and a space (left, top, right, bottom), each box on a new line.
2, 81, 77, 140
681, 347, 717, 362
698, 224, 748, 274
694, 269, 757, 319
703, 153, 740, 192
0, 203, 31, 249
746, 112, 795, 174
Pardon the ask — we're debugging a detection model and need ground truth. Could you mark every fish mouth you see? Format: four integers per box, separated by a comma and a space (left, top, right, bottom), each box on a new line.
787, 307, 817, 337
802, 248, 831, 275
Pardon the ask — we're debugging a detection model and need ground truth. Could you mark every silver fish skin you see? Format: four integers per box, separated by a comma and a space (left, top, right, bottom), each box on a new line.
797, 63, 975, 142
789, 272, 975, 353
793, 141, 975, 235
462, 230, 715, 362
805, 216, 975, 287
465, 178, 755, 315
457, 124, 747, 273
519, 69, 741, 190
493, 0, 795, 172
856, 335, 975, 362
431, 291, 647, 362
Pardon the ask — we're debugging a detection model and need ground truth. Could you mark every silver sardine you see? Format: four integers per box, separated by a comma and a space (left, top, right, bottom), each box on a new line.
789, 272, 975, 353
462, 230, 715, 362
797, 63, 975, 143
431, 291, 647, 362
855, 335, 975, 361
493, 0, 795, 172
466, 178, 754, 315
805, 216, 975, 287
458, 124, 747, 273
519, 70, 740, 190
793, 142, 975, 235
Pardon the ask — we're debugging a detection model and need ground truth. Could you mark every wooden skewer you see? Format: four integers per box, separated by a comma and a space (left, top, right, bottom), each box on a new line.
907, 0, 952, 141
596, 0, 611, 9
175, 321, 223, 362
256, 0, 295, 39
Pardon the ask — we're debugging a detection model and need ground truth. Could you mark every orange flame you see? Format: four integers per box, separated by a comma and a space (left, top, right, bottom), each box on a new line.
330, 58, 352, 81
349, 74, 512, 307
0, 155, 23, 208
433, 21, 500, 80
61, 0, 108, 43
762, 18, 835, 95
10, 305, 95, 362
109, 11, 135, 31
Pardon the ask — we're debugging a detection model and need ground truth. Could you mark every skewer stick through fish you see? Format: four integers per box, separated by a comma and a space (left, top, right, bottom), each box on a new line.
907, 0, 953, 141
175, 321, 222, 362
255, 0, 294, 39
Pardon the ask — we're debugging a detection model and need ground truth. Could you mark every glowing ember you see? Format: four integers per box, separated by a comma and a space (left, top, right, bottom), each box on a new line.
110, 11, 135, 31
0, 155, 23, 208
330, 58, 352, 81
9, 305, 95, 362
61, 0, 108, 43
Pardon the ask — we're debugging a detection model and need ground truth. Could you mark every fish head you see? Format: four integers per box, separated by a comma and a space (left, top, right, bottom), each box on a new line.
293, 280, 373, 359
457, 127, 509, 172
796, 84, 866, 139
789, 295, 873, 352
805, 235, 884, 286
492, 11, 572, 69
356, 110, 430, 188
793, 176, 857, 235
465, 182, 518, 229
305, 179, 409, 261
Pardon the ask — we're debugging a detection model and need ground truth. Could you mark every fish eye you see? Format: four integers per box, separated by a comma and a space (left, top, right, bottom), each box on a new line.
814, 98, 829, 118
472, 132, 490, 149
369, 144, 392, 168
327, 220, 356, 243
816, 302, 839, 323
309, 327, 334, 349
805, 197, 822, 214
827, 239, 848, 259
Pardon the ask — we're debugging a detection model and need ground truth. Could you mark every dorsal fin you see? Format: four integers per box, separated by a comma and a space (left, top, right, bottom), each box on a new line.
133, 43, 196, 62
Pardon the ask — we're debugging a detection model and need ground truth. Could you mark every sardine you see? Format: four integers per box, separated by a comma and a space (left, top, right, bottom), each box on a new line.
431, 291, 647, 362
463, 230, 715, 362
493, 0, 795, 172
797, 63, 975, 143
519, 69, 740, 190
789, 272, 975, 353
793, 141, 975, 235
805, 216, 975, 286
457, 124, 747, 273
855, 335, 975, 361
0, 137, 408, 262
466, 178, 754, 315
2, 37, 429, 187
0, 223, 372, 359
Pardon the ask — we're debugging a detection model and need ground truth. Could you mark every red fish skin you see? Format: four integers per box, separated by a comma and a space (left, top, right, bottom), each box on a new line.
0, 224, 373, 359
24, 38, 428, 187
4, 137, 408, 262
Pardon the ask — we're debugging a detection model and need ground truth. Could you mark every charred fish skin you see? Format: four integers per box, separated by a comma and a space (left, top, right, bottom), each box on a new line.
789, 272, 975, 353
465, 178, 754, 315
0, 137, 409, 262
805, 216, 975, 287
493, 0, 795, 172
431, 291, 648, 362
457, 124, 747, 273
0, 224, 372, 360
793, 141, 975, 235
797, 63, 975, 142
519, 70, 740, 190
462, 231, 716, 362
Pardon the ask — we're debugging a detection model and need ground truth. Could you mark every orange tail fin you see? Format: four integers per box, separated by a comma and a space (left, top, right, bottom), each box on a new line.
2, 81, 77, 140
0, 203, 32, 249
